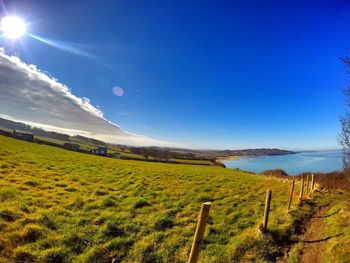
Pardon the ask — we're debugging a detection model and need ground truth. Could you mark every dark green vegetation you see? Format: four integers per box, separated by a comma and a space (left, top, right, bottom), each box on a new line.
0, 136, 347, 262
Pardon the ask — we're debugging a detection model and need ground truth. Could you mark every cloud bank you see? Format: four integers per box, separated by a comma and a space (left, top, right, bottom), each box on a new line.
0, 50, 181, 147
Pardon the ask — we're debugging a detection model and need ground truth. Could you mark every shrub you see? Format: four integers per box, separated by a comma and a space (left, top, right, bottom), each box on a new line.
263, 169, 290, 178
313, 171, 348, 191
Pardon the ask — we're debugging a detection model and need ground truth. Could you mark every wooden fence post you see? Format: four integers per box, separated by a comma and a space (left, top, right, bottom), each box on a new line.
299, 178, 304, 204
287, 179, 295, 212
262, 190, 272, 231
306, 174, 309, 195
188, 202, 211, 263
311, 173, 315, 192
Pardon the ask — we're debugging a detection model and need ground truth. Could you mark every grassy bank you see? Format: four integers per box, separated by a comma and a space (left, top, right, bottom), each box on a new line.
287, 190, 350, 263
0, 135, 333, 262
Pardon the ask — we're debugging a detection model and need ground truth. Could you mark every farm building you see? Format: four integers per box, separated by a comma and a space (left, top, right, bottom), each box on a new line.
13, 130, 34, 142
90, 146, 107, 156
63, 143, 80, 151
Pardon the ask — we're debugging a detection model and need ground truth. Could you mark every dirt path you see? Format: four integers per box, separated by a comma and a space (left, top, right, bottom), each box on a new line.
299, 204, 330, 263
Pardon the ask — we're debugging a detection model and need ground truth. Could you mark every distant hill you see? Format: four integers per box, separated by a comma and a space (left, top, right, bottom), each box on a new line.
160, 147, 296, 158
0, 117, 70, 141
0, 117, 295, 159
72, 135, 106, 146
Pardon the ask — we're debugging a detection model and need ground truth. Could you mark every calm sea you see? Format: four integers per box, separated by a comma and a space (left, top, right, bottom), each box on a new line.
223, 150, 343, 175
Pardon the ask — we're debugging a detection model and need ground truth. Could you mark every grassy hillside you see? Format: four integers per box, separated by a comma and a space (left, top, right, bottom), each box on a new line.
0, 136, 320, 262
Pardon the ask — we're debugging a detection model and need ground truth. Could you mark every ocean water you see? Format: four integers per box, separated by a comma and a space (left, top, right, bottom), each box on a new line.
223, 150, 343, 175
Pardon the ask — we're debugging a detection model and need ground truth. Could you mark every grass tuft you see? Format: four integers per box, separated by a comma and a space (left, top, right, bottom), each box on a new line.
154, 216, 174, 231
0, 209, 21, 222
133, 199, 151, 209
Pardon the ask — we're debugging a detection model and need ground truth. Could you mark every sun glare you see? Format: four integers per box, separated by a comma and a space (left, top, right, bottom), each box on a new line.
1, 16, 26, 39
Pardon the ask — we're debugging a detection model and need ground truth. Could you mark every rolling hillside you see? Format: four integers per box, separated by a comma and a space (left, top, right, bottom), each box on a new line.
0, 136, 347, 262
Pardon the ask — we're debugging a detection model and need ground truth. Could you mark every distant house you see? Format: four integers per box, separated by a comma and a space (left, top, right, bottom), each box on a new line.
63, 143, 80, 151
13, 130, 34, 142
90, 146, 107, 156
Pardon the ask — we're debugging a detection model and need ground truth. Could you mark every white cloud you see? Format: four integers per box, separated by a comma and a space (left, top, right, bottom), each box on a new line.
0, 50, 182, 147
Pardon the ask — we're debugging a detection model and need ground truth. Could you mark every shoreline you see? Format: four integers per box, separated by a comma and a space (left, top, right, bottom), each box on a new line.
216, 155, 240, 161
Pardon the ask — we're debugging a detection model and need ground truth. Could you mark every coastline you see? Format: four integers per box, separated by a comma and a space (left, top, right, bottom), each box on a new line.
216, 155, 239, 161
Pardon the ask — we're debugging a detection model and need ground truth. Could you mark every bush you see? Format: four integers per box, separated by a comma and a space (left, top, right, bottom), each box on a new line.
313, 171, 348, 191
263, 169, 290, 178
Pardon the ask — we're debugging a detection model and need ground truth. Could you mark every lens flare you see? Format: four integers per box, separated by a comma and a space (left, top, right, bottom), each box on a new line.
113, 87, 124, 97
1, 16, 26, 39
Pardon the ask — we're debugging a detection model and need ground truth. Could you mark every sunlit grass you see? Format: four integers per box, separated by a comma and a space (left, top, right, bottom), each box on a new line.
0, 136, 304, 262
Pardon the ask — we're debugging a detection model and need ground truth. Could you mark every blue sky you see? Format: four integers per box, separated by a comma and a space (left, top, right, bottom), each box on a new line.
1, 0, 349, 150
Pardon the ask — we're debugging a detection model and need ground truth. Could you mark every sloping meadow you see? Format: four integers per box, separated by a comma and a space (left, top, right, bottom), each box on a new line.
0, 136, 302, 262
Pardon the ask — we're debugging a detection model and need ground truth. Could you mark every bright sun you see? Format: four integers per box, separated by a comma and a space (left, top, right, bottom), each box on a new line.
1, 16, 26, 39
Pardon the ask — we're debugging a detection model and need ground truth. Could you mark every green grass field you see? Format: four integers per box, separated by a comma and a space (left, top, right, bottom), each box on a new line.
0, 136, 328, 262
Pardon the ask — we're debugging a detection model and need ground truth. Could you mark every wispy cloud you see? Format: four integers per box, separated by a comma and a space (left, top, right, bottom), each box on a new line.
0, 50, 182, 147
